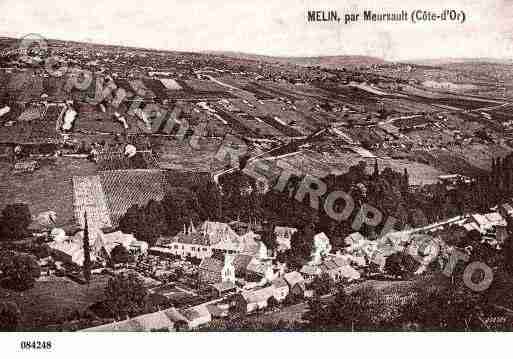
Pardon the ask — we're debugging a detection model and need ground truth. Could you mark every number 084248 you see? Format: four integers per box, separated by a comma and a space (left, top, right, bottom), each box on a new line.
20, 341, 52, 350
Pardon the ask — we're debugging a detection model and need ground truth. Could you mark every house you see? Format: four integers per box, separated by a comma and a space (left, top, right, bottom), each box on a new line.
498, 203, 513, 220
180, 305, 212, 329
301, 252, 360, 283
83, 304, 212, 331
198, 254, 236, 286
162, 221, 263, 260
198, 257, 224, 285
200, 221, 240, 246
210, 281, 237, 297
13, 160, 39, 173
310, 232, 332, 264
232, 253, 253, 277
98, 230, 148, 256
320, 255, 360, 282
344, 232, 366, 251
49, 229, 109, 266
165, 222, 214, 259
484, 212, 507, 228
221, 254, 236, 283
300, 264, 322, 282
206, 303, 230, 318
470, 213, 506, 233
246, 257, 273, 282
61, 106, 77, 131
283, 271, 306, 298
240, 236, 267, 258
82, 307, 188, 332
271, 277, 289, 302
212, 229, 259, 255
50, 239, 92, 267
234, 286, 275, 314
274, 226, 297, 252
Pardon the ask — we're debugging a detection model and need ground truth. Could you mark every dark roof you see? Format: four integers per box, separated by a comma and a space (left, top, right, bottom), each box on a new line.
246, 258, 271, 275
283, 271, 305, 288
211, 281, 236, 293
300, 264, 321, 276
233, 254, 253, 275
271, 277, 288, 289
173, 232, 211, 246
240, 287, 275, 304
199, 257, 224, 273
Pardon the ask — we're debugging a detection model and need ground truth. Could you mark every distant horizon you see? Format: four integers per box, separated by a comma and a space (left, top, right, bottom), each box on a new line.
1, 0, 512, 61
2, 34, 513, 65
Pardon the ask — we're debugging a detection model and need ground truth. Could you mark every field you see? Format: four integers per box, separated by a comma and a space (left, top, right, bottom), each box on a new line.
0, 275, 109, 330
153, 137, 229, 172
0, 157, 97, 227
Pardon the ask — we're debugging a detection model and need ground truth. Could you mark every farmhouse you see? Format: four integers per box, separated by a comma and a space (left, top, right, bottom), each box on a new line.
234, 286, 275, 314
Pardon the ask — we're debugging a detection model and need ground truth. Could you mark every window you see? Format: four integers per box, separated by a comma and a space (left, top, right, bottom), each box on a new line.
174, 245, 179, 249
203, 248, 208, 252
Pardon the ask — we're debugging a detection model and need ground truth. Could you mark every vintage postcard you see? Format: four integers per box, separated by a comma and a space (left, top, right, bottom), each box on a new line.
0, 1, 512, 352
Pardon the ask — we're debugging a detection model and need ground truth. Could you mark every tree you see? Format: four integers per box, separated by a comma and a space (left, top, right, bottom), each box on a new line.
119, 201, 168, 247
110, 245, 132, 264
174, 267, 184, 278
384, 252, 406, 278
0, 251, 40, 291
82, 213, 91, 283
141, 200, 168, 245
286, 225, 315, 270
503, 217, 513, 274
259, 222, 278, 253
312, 273, 335, 296
303, 293, 328, 329
267, 296, 280, 310
118, 205, 141, 235
326, 287, 373, 330
0, 302, 20, 330
0, 203, 31, 240
104, 272, 148, 320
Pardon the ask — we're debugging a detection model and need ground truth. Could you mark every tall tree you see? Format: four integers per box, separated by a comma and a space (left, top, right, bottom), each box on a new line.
82, 212, 91, 283
372, 158, 379, 180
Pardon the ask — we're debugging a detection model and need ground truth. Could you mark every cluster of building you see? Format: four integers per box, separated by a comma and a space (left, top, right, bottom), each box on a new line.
47, 226, 148, 268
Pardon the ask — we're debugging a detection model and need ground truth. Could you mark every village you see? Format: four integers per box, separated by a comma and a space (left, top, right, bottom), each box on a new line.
2, 35, 513, 332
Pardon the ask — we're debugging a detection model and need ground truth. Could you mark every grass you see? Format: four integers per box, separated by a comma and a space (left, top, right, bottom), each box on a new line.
0, 275, 109, 330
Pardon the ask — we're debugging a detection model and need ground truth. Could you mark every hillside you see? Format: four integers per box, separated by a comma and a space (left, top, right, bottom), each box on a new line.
209, 51, 386, 68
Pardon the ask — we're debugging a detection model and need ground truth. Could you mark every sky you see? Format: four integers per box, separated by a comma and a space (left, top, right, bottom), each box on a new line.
0, 0, 512, 61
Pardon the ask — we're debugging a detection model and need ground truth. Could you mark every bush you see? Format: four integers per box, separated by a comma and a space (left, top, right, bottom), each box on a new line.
0, 204, 31, 240
110, 245, 132, 264
0, 251, 41, 291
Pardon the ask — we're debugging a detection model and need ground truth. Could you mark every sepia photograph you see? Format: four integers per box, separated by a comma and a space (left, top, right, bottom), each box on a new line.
1, 1, 513, 355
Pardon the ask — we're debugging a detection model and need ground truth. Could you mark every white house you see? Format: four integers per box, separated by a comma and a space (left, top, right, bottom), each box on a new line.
164, 223, 214, 259
274, 226, 297, 252
310, 232, 332, 265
